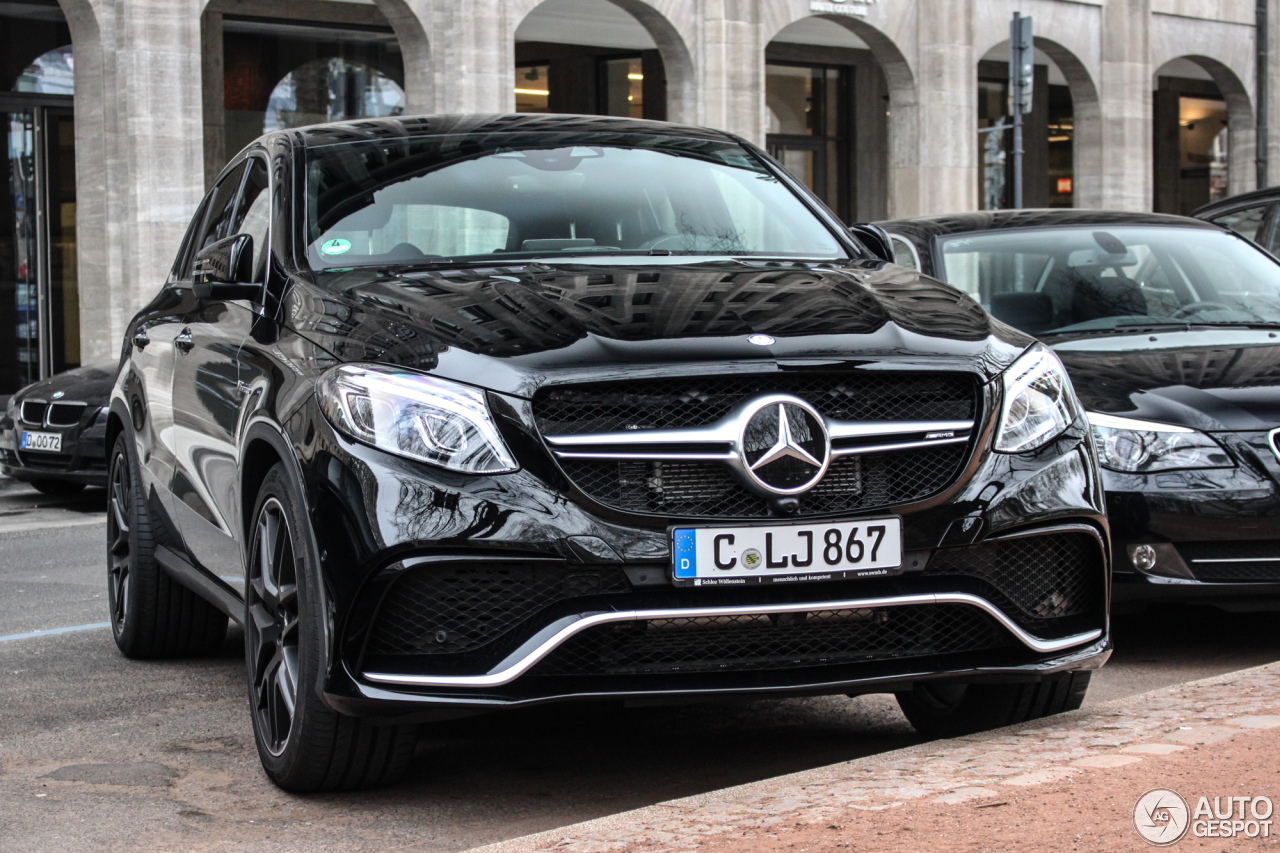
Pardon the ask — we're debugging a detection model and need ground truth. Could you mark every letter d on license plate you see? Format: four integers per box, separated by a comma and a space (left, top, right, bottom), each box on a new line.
672, 518, 903, 586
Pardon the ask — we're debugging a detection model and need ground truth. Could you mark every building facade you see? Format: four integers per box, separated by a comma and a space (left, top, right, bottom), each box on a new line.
0, 0, 1276, 394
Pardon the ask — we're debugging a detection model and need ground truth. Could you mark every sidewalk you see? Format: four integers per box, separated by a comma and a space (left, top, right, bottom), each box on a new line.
467, 662, 1280, 852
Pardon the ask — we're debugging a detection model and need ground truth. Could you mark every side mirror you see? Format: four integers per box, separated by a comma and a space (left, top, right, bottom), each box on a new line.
192, 234, 260, 300
848, 223, 895, 264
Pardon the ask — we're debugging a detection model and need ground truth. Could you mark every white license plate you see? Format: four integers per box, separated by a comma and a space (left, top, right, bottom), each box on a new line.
20, 431, 62, 452
672, 518, 903, 586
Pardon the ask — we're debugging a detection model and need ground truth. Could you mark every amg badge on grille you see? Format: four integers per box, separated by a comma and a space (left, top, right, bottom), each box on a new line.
740, 396, 831, 495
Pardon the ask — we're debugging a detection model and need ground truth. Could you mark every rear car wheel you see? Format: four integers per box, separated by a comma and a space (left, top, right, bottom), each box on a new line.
246, 463, 417, 792
31, 479, 86, 496
107, 432, 228, 658
895, 671, 1091, 739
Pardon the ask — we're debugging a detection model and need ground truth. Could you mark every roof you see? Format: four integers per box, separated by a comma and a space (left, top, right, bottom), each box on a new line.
1193, 185, 1280, 219
293, 113, 736, 148
875, 208, 1223, 241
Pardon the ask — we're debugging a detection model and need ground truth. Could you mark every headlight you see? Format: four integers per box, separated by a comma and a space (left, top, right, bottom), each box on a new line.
317, 364, 518, 474
995, 345, 1082, 453
1087, 412, 1232, 472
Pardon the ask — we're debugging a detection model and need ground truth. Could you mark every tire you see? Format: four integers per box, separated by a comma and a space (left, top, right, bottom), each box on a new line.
246, 463, 417, 792
32, 478, 86, 497
107, 432, 228, 658
896, 671, 1091, 739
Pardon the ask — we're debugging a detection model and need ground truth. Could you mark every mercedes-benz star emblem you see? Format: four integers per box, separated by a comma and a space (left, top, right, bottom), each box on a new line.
738, 396, 831, 495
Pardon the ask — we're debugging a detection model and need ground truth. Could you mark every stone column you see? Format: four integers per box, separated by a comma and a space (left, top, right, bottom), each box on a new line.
1267, 0, 1280, 189
699, 0, 763, 141
912, 0, 976, 214
1099, 0, 1152, 210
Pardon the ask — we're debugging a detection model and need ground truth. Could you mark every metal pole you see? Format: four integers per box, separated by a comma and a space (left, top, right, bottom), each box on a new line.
1011, 13, 1025, 209
1259, 0, 1270, 189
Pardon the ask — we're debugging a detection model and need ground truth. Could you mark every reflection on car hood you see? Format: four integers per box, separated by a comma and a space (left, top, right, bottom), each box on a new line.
1054, 330, 1280, 431
284, 259, 1028, 397
14, 361, 117, 406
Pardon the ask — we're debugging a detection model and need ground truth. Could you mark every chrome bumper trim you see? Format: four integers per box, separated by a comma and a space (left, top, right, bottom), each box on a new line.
362, 592, 1102, 689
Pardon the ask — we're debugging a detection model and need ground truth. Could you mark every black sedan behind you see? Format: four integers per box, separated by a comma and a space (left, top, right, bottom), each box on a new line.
879, 210, 1280, 611
0, 361, 115, 493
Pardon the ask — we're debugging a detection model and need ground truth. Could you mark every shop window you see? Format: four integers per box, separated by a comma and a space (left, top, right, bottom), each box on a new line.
222, 17, 404, 160
515, 64, 551, 113
263, 58, 403, 132
765, 63, 847, 220
601, 57, 643, 118
13, 45, 72, 95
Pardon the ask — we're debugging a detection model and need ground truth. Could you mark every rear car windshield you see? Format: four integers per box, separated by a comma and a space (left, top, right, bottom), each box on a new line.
936, 225, 1280, 336
304, 133, 846, 269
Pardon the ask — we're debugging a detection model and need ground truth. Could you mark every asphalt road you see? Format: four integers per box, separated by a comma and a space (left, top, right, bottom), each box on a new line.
1, 480, 1278, 852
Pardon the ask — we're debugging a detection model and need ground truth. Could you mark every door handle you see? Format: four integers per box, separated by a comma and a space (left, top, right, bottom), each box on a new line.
132, 328, 149, 350
174, 328, 194, 353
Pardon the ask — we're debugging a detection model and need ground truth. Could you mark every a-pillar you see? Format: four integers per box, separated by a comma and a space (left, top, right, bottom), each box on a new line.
1099, 0, 1152, 210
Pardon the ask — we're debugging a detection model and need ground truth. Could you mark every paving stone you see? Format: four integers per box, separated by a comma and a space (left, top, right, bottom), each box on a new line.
1000, 767, 1079, 786
1120, 743, 1187, 755
933, 787, 998, 805
1070, 754, 1143, 768
1163, 725, 1242, 744
1227, 715, 1280, 729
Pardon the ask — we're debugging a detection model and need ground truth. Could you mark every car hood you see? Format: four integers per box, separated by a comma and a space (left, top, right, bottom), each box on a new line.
14, 361, 117, 406
283, 259, 1029, 398
1053, 330, 1280, 431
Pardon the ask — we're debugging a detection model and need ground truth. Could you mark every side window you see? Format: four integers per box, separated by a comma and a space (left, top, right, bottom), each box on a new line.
888, 235, 919, 271
229, 157, 270, 282
1266, 206, 1280, 257
197, 161, 249, 253
170, 192, 213, 282
1211, 205, 1268, 244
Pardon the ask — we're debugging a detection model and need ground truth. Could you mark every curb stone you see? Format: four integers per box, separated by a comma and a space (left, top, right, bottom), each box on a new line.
459, 660, 1280, 853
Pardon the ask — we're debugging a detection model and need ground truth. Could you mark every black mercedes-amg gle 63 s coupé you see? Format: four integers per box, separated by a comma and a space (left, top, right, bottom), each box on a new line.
105, 115, 1110, 791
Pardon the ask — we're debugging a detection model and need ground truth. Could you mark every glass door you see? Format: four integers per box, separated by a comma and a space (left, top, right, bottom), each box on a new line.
0, 96, 76, 395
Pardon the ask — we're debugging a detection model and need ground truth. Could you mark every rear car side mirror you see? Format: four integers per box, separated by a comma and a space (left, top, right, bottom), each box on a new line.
848, 223, 895, 264
192, 234, 261, 300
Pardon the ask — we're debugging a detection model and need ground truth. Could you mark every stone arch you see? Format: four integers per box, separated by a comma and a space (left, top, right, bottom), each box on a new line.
1155, 54, 1255, 198
368, 0, 432, 114
512, 0, 697, 123
974, 34, 1104, 209
763, 9, 920, 218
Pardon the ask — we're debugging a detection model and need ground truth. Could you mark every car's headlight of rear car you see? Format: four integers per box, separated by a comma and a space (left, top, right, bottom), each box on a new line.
995, 345, 1082, 453
1087, 412, 1232, 472
317, 364, 518, 474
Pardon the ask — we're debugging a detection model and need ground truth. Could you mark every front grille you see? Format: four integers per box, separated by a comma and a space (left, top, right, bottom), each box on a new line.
529, 604, 1008, 676
20, 400, 46, 425
925, 532, 1103, 629
365, 562, 631, 656
536, 373, 978, 519
1179, 541, 1280, 582
45, 403, 84, 427
561, 444, 967, 518
534, 373, 976, 435
16, 450, 74, 470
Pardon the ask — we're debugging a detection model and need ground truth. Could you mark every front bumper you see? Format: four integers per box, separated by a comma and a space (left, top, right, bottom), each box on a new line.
1107, 430, 1280, 609
0, 421, 108, 486
293, 396, 1110, 719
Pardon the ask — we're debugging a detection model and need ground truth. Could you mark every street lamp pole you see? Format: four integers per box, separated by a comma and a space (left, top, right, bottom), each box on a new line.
1010, 13, 1033, 209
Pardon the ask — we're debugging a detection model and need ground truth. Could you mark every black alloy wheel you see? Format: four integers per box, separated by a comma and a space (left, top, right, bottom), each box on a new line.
245, 463, 417, 791
106, 432, 227, 658
107, 443, 133, 635
247, 495, 301, 756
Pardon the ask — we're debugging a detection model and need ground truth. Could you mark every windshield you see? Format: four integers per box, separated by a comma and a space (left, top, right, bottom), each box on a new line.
936, 226, 1280, 336
304, 133, 846, 269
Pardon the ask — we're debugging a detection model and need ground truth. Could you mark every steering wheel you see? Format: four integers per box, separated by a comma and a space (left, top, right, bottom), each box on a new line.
1172, 301, 1234, 319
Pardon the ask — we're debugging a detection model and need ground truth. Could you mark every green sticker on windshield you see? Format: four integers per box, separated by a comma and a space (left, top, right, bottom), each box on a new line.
321, 238, 352, 256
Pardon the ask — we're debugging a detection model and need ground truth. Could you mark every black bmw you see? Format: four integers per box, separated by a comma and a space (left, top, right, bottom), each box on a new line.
107, 115, 1109, 791
879, 210, 1280, 614
0, 361, 114, 494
